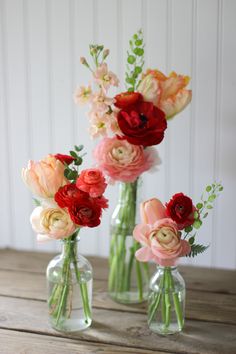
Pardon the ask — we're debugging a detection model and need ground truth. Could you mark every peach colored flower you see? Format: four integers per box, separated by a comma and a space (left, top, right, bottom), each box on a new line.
88, 110, 120, 138
138, 69, 192, 119
133, 218, 191, 266
93, 63, 119, 90
93, 136, 160, 183
22, 155, 68, 198
140, 198, 167, 224
74, 85, 93, 105
91, 91, 114, 113
76, 168, 107, 198
30, 201, 77, 241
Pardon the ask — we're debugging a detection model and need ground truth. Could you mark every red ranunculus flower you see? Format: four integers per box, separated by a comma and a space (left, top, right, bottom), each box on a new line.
117, 100, 167, 147
55, 183, 87, 208
68, 198, 102, 227
93, 195, 109, 209
55, 154, 75, 165
166, 193, 196, 230
114, 91, 142, 109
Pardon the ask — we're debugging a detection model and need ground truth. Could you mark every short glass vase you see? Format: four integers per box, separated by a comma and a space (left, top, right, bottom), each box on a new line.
46, 232, 92, 332
148, 266, 185, 335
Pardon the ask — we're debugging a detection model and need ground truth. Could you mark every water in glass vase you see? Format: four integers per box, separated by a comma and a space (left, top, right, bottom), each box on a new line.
47, 238, 93, 332
148, 266, 185, 335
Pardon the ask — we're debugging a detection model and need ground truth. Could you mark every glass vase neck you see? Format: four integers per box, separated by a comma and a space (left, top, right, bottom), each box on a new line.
61, 230, 80, 257
157, 265, 177, 271
118, 180, 139, 204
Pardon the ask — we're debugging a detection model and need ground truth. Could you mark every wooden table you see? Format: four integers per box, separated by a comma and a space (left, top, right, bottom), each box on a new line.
0, 249, 235, 354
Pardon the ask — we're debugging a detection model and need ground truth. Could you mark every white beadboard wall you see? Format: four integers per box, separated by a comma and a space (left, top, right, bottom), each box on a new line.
0, 0, 235, 269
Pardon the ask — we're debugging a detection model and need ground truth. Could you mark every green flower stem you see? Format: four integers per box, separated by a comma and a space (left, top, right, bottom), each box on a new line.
148, 274, 164, 326
161, 271, 166, 324
164, 269, 171, 328
134, 241, 143, 301
168, 269, 184, 329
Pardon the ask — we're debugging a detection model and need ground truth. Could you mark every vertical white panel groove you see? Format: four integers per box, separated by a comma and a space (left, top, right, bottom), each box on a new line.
164, 0, 172, 200
0, 0, 14, 245
141, 0, 147, 59
69, 0, 76, 146
211, 0, 223, 266
45, 0, 53, 153
189, 0, 197, 196
116, 0, 122, 81
22, 0, 34, 248
92, 0, 99, 253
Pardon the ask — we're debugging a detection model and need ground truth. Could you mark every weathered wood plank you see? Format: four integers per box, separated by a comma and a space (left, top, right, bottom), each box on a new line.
0, 296, 235, 354
0, 269, 235, 326
0, 249, 236, 295
0, 328, 163, 354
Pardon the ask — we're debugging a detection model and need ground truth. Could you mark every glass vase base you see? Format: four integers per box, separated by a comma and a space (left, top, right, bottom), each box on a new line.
149, 322, 183, 335
50, 317, 92, 332
109, 291, 148, 304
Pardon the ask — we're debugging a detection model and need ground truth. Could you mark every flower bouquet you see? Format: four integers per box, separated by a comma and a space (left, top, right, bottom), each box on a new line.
74, 29, 192, 304
22, 146, 108, 332
133, 183, 223, 335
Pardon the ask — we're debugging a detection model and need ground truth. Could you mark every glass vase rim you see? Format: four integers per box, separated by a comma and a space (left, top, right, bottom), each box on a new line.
157, 265, 178, 270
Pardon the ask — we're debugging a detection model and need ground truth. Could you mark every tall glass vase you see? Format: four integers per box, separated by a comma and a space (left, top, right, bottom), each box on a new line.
108, 179, 149, 304
148, 266, 185, 335
46, 231, 92, 332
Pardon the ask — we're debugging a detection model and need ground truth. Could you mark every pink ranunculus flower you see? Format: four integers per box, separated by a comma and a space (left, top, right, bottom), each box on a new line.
133, 218, 191, 266
22, 155, 68, 198
138, 69, 192, 119
93, 63, 119, 90
30, 201, 77, 242
93, 136, 161, 183
140, 198, 167, 224
76, 168, 107, 198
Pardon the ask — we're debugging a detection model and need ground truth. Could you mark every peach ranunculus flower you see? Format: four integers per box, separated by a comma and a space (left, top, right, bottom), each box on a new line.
93, 63, 119, 90
140, 198, 167, 224
30, 201, 77, 242
22, 155, 68, 198
138, 69, 192, 119
133, 218, 191, 266
73, 85, 93, 105
93, 136, 161, 183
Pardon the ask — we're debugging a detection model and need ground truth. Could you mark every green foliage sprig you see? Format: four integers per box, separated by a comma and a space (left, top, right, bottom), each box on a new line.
183, 182, 223, 257
126, 30, 145, 92
64, 145, 86, 183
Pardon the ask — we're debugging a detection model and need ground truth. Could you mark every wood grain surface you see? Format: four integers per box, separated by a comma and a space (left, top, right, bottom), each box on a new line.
0, 249, 236, 354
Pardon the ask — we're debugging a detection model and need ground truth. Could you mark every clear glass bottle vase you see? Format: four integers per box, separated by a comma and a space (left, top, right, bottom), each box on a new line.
46, 231, 92, 332
108, 179, 149, 304
148, 266, 185, 335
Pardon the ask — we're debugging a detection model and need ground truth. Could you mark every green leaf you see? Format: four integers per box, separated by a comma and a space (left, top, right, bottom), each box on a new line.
194, 211, 199, 220
188, 244, 209, 257
203, 212, 208, 218
193, 219, 202, 229
74, 145, 84, 152
127, 55, 136, 64
74, 157, 83, 166
67, 170, 78, 180
134, 66, 142, 74
196, 202, 203, 209
206, 205, 213, 209
135, 39, 143, 46
64, 169, 70, 178
189, 236, 195, 245
219, 186, 224, 191
206, 185, 212, 192
133, 47, 144, 56
33, 198, 41, 206
70, 151, 78, 158
184, 225, 193, 233
208, 194, 216, 202
128, 87, 134, 92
